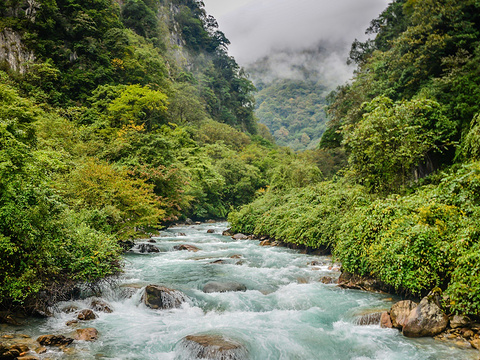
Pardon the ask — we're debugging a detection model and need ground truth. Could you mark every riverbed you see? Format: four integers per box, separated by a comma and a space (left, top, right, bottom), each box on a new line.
2, 222, 477, 359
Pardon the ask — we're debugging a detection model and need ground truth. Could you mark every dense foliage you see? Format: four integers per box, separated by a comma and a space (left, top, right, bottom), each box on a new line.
254, 78, 328, 151
230, 0, 480, 316
0, 0, 287, 307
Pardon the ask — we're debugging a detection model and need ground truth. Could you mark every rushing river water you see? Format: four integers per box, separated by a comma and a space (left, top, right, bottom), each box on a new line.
2, 222, 478, 359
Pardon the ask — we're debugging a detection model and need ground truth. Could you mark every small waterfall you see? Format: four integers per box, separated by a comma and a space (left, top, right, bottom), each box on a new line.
353, 311, 383, 326
176, 334, 249, 360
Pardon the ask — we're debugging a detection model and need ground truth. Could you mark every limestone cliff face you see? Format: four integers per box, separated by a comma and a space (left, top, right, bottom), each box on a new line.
0, 28, 35, 74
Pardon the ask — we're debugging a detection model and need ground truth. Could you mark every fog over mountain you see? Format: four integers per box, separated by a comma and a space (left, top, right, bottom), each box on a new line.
204, 0, 390, 87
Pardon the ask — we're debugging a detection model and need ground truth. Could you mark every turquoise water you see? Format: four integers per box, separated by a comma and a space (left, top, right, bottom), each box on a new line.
3, 223, 478, 359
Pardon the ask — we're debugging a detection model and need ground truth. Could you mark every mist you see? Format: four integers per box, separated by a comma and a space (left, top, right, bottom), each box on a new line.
205, 0, 390, 87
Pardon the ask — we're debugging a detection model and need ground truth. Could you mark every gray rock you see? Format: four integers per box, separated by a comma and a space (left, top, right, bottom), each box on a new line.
232, 233, 248, 240
402, 297, 449, 338
179, 334, 248, 360
390, 300, 417, 329
173, 244, 200, 252
135, 243, 160, 253
142, 285, 188, 310
77, 309, 97, 321
450, 314, 471, 329
203, 281, 247, 293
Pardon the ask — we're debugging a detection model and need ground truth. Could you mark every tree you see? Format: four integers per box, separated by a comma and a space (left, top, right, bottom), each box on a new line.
107, 84, 168, 130
342, 96, 454, 192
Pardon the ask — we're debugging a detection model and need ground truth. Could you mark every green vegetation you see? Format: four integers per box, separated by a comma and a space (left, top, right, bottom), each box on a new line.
230, 0, 480, 316
0, 0, 289, 308
254, 78, 328, 151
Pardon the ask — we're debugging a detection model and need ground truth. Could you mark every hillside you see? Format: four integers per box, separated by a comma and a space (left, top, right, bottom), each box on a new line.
0, 0, 304, 309
246, 47, 336, 151
230, 0, 480, 317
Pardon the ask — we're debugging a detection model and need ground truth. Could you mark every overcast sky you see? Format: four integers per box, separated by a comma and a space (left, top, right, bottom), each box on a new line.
203, 0, 391, 86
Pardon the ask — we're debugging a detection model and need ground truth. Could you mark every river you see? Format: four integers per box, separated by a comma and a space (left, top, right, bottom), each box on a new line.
2, 222, 478, 359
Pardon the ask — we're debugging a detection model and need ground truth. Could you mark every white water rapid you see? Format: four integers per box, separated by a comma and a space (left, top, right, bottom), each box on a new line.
3, 223, 478, 359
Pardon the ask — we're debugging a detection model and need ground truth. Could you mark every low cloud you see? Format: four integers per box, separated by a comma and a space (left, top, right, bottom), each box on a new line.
214, 0, 389, 87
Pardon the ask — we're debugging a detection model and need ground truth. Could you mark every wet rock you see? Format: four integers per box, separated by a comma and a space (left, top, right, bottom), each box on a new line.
177, 233, 187, 237
77, 309, 97, 321
207, 229, 215, 234
402, 297, 449, 338
36, 335, 74, 347
142, 285, 188, 310
66, 320, 78, 326
229, 255, 242, 259
470, 339, 480, 350
90, 299, 113, 313
450, 314, 471, 329
17, 355, 39, 360
173, 244, 200, 252
259, 240, 271, 246
463, 330, 475, 339
35, 347, 47, 354
0, 348, 20, 359
222, 229, 233, 236
135, 243, 160, 253
74, 328, 98, 341
320, 276, 336, 284
185, 218, 194, 225
203, 281, 247, 293
380, 311, 393, 328
210, 259, 226, 264
296, 277, 309, 284
231, 233, 248, 240
390, 300, 418, 329
10, 344, 29, 353
179, 334, 248, 360
61, 305, 80, 313
206, 220, 216, 223
148, 239, 157, 243
354, 311, 383, 326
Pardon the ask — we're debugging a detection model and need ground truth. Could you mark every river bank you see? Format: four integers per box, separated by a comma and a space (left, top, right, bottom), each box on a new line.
1, 222, 478, 359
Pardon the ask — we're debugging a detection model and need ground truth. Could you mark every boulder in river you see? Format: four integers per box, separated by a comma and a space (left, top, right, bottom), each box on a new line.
390, 300, 417, 329
402, 297, 449, 338
179, 334, 248, 360
203, 281, 247, 293
380, 311, 393, 328
222, 229, 233, 236
37, 335, 74, 347
74, 328, 98, 341
185, 218, 194, 225
90, 299, 113, 313
142, 285, 188, 309
134, 243, 160, 253
232, 233, 248, 240
173, 244, 200, 252
77, 309, 97, 321
207, 229, 215, 234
